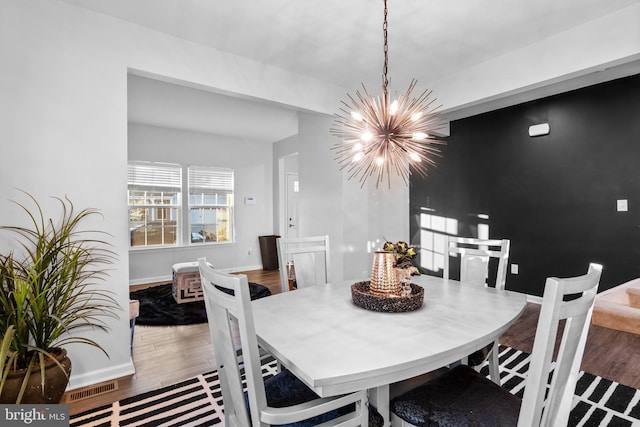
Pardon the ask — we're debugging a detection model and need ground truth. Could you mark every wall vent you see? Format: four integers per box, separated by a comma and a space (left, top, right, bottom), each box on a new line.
64, 379, 118, 403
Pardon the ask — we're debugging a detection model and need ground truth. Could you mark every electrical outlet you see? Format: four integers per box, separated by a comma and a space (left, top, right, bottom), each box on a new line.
617, 199, 628, 212
511, 264, 519, 275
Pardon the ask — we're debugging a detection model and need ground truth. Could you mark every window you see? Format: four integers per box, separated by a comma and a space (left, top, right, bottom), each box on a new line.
128, 162, 234, 248
188, 166, 234, 244
128, 162, 181, 247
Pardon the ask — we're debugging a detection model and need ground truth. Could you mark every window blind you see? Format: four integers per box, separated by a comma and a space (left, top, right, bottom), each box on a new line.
128, 162, 181, 189
188, 166, 234, 193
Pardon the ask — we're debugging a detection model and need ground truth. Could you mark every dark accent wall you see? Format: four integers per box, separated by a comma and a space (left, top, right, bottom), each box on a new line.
410, 73, 640, 296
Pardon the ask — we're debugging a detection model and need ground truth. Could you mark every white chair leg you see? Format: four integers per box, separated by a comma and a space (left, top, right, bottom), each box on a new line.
360, 397, 369, 427
487, 340, 501, 385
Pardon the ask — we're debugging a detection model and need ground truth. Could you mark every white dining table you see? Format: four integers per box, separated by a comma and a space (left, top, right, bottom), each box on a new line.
252, 274, 527, 426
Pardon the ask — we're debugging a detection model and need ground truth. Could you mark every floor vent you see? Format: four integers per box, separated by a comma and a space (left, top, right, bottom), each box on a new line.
65, 379, 118, 403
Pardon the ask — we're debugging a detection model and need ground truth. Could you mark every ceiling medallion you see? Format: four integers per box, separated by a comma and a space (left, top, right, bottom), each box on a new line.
330, 0, 446, 188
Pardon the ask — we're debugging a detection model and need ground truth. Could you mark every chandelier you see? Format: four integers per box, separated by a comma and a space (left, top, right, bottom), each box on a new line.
330, 0, 445, 188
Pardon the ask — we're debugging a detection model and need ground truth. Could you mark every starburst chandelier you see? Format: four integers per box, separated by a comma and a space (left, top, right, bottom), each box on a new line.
330, 0, 445, 188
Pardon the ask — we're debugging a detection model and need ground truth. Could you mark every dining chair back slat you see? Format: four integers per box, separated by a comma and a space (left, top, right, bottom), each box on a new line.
518, 262, 601, 426
198, 258, 261, 426
277, 235, 331, 292
443, 236, 510, 289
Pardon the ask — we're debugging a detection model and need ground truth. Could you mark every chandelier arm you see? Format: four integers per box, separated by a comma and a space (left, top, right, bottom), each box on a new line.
411, 94, 442, 114
386, 153, 410, 188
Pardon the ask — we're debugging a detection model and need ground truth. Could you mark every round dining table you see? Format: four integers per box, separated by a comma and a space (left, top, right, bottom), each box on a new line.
252, 274, 527, 426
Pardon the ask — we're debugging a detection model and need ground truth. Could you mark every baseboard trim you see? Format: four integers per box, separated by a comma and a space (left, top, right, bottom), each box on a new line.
226, 264, 264, 273
129, 265, 266, 286
129, 275, 172, 286
66, 360, 135, 391
526, 294, 542, 304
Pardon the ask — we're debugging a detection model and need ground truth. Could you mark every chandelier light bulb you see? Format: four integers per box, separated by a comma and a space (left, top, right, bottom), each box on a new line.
351, 111, 364, 121
353, 142, 363, 151
353, 151, 365, 162
361, 131, 373, 142
411, 112, 423, 121
376, 157, 385, 166
412, 132, 428, 140
409, 152, 421, 162
390, 100, 399, 115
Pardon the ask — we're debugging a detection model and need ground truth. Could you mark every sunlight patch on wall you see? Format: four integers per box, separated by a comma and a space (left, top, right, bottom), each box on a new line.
419, 211, 458, 273
419, 210, 492, 273
477, 213, 489, 240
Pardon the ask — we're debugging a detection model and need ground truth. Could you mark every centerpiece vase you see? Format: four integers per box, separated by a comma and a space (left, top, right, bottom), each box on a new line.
370, 251, 401, 296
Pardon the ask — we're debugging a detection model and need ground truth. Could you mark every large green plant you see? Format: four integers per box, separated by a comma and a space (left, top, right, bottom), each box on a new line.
0, 191, 119, 402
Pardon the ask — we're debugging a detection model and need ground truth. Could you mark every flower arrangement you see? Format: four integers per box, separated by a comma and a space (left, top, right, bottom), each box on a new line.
382, 240, 419, 272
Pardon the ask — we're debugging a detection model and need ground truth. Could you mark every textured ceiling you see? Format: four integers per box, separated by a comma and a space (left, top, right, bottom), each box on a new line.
61, 0, 640, 140
61, 0, 640, 89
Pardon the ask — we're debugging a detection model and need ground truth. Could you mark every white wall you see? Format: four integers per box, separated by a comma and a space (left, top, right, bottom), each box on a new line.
128, 123, 273, 283
1, 0, 134, 389
273, 134, 299, 236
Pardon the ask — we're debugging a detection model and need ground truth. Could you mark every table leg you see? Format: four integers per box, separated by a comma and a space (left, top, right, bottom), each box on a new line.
368, 385, 390, 427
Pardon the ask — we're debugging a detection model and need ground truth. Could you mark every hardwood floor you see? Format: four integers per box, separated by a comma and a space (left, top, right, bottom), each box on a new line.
68, 270, 640, 415
501, 301, 640, 390
68, 269, 281, 415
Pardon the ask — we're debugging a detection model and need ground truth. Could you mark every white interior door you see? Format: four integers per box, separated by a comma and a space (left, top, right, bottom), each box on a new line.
285, 172, 299, 238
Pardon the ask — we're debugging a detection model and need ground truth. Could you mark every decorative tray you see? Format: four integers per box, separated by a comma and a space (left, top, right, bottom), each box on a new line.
351, 281, 424, 313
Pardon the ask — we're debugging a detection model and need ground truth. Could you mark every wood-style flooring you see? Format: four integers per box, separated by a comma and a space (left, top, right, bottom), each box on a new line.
68, 270, 640, 415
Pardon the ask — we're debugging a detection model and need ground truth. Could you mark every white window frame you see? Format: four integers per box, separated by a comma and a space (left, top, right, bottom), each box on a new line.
128, 161, 235, 249
187, 165, 234, 245
128, 161, 182, 248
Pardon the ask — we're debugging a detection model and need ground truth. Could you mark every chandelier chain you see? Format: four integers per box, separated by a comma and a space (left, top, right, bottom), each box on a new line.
382, 0, 389, 99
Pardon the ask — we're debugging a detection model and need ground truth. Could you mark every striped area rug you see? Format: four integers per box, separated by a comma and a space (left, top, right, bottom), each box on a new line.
479, 346, 640, 427
69, 359, 280, 427
70, 347, 640, 427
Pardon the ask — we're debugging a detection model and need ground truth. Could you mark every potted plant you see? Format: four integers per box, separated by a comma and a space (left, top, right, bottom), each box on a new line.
0, 191, 119, 403
383, 240, 419, 273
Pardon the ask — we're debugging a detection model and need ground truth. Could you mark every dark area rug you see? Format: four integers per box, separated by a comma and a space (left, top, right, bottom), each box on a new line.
131, 282, 271, 326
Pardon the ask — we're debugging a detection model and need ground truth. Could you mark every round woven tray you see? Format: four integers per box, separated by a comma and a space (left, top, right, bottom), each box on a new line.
351, 281, 424, 313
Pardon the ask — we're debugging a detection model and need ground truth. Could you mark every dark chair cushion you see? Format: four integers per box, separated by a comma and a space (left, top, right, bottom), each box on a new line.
466, 342, 493, 366
264, 368, 326, 408
246, 368, 382, 426
254, 368, 345, 427
391, 365, 521, 427
368, 405, 385, 427
216, 282, 271, 300
248, 282, 272, 300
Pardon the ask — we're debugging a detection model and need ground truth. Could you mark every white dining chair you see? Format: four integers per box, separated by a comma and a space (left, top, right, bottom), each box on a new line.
391, 263, 602, 427
443, 236, 511, 384
276, 235, 331, 293
197, 257, 368, 427
443, 236, 510, 289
